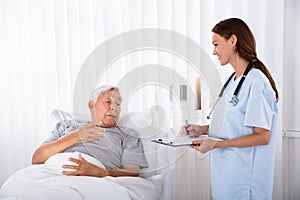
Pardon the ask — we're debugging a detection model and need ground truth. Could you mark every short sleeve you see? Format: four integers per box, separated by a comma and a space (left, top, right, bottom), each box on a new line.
121, 128, 149, 168
44, 120, 77, 143
244, 75, 277, 130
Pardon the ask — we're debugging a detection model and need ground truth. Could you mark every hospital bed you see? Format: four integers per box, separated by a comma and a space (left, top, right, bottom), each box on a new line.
0, 109, 175, 200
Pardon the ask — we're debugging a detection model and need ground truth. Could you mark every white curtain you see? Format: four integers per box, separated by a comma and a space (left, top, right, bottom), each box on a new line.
0, 0, 284, 199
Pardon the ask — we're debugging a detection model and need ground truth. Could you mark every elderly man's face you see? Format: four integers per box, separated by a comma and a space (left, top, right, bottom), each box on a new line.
91, 89, 121, 128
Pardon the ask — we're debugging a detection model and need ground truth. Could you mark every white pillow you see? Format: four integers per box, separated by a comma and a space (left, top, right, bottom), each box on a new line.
44, 152, 105, 174
52, 109, 89, 122
118, 109, 176, 178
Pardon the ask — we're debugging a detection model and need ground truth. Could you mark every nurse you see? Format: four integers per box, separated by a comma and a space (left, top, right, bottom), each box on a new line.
186, 18, 279, 200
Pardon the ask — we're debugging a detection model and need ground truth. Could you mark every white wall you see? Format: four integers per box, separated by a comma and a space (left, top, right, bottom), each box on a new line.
283, 0, 300, 131
282, 0, 300, 199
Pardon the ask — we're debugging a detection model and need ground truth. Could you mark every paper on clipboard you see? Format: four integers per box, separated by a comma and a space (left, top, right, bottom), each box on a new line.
151, 135, 209, 147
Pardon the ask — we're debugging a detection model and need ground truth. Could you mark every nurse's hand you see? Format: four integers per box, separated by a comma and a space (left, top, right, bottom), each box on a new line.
182, 124, 209, 137
191, 138, 217, 154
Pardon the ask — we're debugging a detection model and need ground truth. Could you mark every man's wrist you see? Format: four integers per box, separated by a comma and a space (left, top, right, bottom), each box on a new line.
98, 168, 109, 177
105, 169, 111, 177
70, 130, 81, 143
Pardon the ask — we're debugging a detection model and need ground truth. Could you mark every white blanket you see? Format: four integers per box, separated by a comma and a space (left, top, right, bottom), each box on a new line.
0, 153, 163, 200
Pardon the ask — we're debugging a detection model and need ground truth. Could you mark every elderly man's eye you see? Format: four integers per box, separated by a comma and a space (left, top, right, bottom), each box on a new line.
103, 100, 111, 105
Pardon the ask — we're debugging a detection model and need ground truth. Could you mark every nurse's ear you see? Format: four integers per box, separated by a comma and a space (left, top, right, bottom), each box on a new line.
230, 34, 238, 49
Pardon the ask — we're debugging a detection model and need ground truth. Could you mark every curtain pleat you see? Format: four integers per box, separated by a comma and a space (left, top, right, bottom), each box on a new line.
0, 1, 284, 199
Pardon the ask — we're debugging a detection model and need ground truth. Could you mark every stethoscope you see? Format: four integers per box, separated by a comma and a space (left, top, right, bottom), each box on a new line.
207, 61, 253, 119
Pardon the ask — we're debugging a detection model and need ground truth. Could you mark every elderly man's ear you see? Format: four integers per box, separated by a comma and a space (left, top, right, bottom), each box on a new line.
88, 101, 95, 111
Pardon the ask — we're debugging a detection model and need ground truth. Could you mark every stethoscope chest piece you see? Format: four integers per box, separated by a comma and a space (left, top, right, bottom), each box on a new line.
228, 95, 239, 106
206, 61, 255, 119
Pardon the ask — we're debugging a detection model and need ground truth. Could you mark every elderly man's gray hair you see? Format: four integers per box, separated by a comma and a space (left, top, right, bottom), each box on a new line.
89, 85, 121, 102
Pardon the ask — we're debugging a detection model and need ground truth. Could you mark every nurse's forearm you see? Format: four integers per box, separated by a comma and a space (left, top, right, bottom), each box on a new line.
214, 130, 271, 148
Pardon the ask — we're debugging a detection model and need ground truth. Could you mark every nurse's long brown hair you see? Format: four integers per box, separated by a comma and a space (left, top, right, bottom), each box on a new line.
212, 18, 279, 102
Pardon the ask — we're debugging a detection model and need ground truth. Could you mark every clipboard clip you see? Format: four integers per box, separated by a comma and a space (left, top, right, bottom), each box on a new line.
151, 138, 201, 146
151, 138, 173, 145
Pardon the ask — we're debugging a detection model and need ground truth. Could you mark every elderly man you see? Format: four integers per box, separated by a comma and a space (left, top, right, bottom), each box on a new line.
32, 85, 148, 177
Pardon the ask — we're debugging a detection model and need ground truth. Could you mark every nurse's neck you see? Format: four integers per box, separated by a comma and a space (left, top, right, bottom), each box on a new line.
231, 58, 249, 80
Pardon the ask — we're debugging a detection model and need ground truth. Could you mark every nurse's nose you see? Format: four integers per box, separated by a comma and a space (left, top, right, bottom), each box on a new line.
213, 48, 217, 55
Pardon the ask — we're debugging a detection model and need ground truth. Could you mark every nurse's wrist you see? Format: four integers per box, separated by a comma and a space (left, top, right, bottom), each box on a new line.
213, 140, 223, 148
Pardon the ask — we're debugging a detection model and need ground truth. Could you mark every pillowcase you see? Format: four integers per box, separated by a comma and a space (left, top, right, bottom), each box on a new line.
52, 109, 89, 122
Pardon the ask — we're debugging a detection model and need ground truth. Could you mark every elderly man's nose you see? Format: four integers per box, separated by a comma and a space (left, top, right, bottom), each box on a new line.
110, 103, 117, 110
110, 108, 117, 115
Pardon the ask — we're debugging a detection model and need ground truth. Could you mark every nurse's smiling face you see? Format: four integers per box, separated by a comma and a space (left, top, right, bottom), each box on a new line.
212, 33, 236, 66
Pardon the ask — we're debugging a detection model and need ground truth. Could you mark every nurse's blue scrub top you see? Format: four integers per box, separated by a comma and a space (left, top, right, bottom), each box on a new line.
208, 69, 278, 200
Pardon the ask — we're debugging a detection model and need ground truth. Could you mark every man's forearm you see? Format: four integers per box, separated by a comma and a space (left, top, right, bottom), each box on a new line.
32, 131, 80, 164
106, 168, 140, 177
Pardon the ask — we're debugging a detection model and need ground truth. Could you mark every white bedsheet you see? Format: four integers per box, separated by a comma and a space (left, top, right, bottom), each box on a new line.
0, 153, 163, 200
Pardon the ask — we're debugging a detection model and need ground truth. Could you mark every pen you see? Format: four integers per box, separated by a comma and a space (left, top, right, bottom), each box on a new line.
185, 120, 190, 135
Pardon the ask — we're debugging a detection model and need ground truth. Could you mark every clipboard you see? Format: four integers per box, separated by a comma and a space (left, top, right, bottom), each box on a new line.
151, 135, 208, 147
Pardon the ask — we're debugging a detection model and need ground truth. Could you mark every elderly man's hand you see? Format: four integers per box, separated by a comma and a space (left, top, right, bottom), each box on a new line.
62, 153, 108, 177
76, 122, 105, 143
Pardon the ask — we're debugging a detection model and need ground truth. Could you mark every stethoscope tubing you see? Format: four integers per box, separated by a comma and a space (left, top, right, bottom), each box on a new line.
206, 61, 254, 119
207, 96, 220, 119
